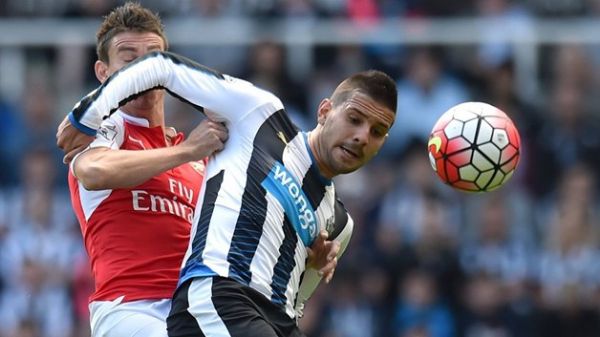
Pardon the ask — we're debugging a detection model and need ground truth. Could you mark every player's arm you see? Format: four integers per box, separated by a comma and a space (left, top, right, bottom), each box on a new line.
74, 119, 227, 190
57, 115, 95, 164
70, 51, 282, 132
295, 214, 354, 317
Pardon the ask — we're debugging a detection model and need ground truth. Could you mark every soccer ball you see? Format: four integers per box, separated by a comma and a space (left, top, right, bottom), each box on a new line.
427, 102, 521, 192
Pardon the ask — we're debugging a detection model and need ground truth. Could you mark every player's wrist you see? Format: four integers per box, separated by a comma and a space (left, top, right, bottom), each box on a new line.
68, 112, 97, 136
173, 143, 198, 163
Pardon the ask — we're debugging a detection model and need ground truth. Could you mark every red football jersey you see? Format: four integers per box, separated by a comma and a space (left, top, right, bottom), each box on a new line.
69, 112, 205, 302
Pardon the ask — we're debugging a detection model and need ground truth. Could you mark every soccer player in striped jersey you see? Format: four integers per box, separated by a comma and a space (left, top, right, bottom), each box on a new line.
57, 4, 228, 337
62, 51, 397, 337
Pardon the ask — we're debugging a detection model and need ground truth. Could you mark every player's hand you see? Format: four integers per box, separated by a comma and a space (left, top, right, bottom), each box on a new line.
307, 230, 340, 284
181, 119, 228, 161
56, 116, 94, 164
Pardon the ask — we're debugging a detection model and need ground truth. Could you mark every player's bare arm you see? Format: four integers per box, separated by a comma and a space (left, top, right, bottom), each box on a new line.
74, 119, 227, 190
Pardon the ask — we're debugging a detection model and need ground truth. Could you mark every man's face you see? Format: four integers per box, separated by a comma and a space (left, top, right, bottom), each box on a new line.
96, 31, 165, 111
318, 90, 395, 176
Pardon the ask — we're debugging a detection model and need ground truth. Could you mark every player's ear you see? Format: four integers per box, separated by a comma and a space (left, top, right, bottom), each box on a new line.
94, 60, 109, 83
317, 98, 332, 125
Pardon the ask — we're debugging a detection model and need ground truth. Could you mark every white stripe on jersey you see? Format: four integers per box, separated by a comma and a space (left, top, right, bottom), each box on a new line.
249, 194, 285, 298
281, 133, 313, 181
188, 278, 231, 337
78, 185, 111, 222
287, 236, 308, 318
277, 133, 313, 312
315, 184, 338, 234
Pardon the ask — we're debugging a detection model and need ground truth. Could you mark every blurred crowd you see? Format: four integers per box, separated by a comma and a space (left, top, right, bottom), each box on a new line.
2, 0, 600, 336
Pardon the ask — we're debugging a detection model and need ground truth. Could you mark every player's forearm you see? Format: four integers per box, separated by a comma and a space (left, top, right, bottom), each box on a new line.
71, 52, 173, 132
74, 147, 193, 190
70, 51, 279, 133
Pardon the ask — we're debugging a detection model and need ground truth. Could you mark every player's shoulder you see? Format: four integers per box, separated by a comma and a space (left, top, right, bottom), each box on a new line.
327, 198, 352, 240
97, 113, 125, 141
223, 74, 284, 110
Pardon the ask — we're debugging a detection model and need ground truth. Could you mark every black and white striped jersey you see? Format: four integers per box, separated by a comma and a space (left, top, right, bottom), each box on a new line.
69, 51, 353, 318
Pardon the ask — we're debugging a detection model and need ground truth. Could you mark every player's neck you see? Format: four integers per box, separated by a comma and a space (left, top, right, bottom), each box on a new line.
308, 130, 335, 180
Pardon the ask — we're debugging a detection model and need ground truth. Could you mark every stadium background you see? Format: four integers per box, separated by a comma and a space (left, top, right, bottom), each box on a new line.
1, 0, 600, 336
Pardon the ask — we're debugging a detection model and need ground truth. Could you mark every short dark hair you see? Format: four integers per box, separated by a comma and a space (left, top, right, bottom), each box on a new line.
96, 2, 168, 62
331, 70, 397, 113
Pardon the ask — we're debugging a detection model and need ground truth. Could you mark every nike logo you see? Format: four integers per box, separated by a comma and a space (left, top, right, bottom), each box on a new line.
428, 136, 442, 154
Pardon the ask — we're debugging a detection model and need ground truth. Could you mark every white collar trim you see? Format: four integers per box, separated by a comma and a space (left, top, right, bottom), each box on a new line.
116, 110, 150, 127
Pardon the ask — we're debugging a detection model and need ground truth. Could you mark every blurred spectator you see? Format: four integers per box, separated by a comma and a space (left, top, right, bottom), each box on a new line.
306, 264, 395, 337
537, 284, 600, 337
393, 269, 455, 337
4, 148, 73, 233
474, 0, 534, 69
3, 0, 70, 16
63, 0, 118, 17
383, 47, 470, 158
377, 141, 461, 246
529, 0, 587, 16
244, 0, 317, 18
534, 162, 599, 229
0, 99, 24, 185
319, 273, 380, 337
167, 0, 243, 17
551, 44, 593, 89
334, 160, 397, 258
170, 0, 247, 75
460, 193, 535, 284
529, 79, 600, 197
530, 163, 600, 337
359, 264, 395, 337
346, 0, 380, 24
457, 274, 522, 337
375, 140, 465, 308
536, 198, 600, 309
0, 257, 74, 337
240, 40, 309, 129
15, 319, 41, 337
459, 193, 540, 337
0, 149, 80, 337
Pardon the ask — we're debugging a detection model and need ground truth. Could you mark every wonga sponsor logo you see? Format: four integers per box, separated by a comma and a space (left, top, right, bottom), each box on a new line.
261, 161, 317, 246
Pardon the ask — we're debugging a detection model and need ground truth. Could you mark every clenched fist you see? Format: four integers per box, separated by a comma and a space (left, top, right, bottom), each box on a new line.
56, 116, 94, 164
180, 119, 229, 161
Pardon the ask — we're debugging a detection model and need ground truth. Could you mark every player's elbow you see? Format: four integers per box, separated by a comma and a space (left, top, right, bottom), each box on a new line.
75, 162, 112, 190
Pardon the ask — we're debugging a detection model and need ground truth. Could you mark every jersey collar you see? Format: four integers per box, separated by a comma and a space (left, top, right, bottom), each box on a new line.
302, 132, 332, 186
116, 110, 151, 127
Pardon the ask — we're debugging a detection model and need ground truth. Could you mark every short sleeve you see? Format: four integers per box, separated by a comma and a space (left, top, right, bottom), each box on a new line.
89, 115, 125, 150
70, 115, 125, 176
294, 214, 354, 317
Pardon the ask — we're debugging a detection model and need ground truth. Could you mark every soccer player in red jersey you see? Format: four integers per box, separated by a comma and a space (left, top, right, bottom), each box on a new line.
58, 3, 227, 336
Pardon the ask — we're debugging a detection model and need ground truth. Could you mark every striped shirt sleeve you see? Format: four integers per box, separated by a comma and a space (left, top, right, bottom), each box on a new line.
294, 213, 354, 317
69, 51, 283, 134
